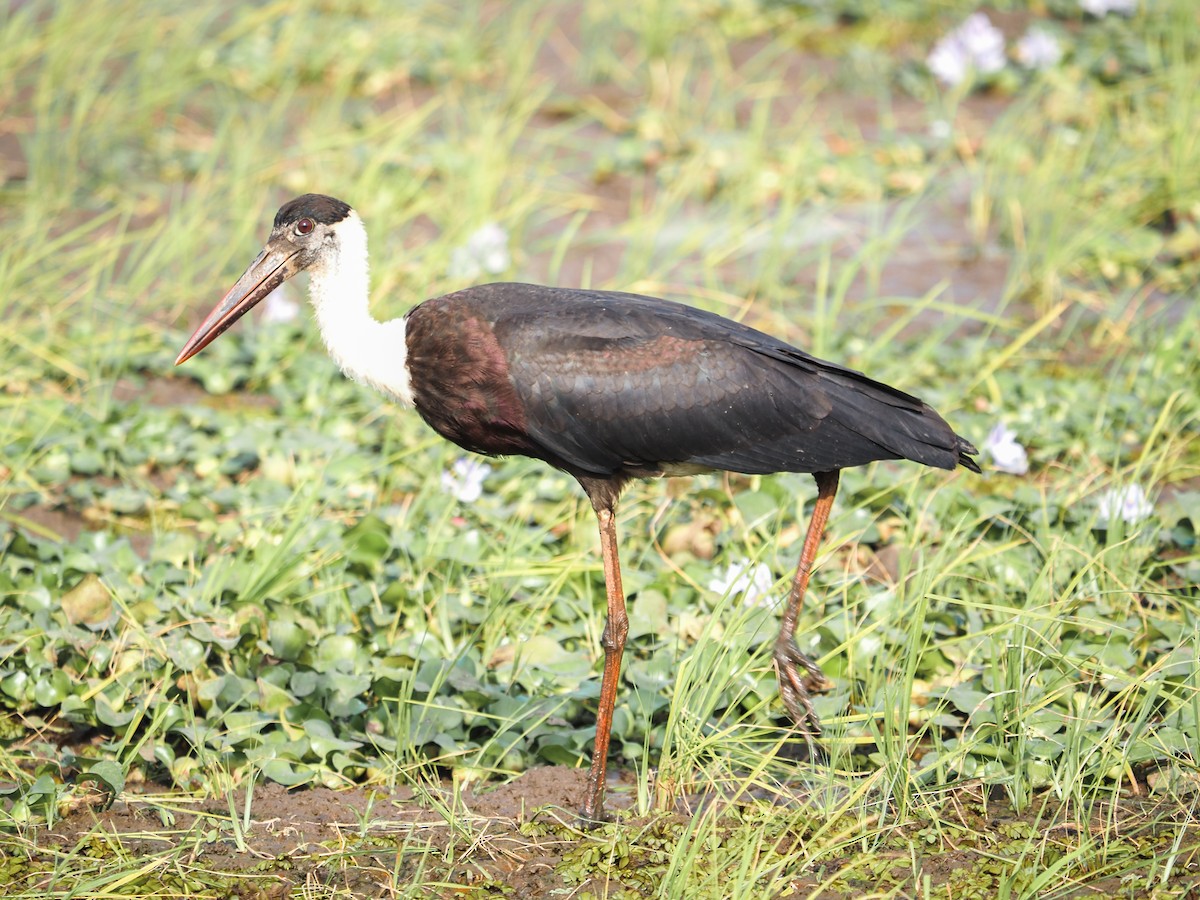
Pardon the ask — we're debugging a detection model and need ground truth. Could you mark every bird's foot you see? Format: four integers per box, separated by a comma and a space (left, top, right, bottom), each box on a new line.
773, 639, 834, 739
576, 806, 611, 830
578, 769, 612, 828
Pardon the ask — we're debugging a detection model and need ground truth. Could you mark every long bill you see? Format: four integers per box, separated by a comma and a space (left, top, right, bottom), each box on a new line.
175, 240, 302, 365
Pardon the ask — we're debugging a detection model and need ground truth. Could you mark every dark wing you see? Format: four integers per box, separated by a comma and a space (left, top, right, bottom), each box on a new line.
462, 284, 976, 478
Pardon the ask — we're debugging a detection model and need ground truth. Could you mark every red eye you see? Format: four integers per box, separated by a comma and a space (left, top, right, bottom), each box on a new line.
296, 218, 314, 235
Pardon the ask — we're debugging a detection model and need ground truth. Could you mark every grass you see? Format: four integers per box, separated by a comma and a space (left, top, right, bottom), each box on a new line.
2, 0, 1199, 896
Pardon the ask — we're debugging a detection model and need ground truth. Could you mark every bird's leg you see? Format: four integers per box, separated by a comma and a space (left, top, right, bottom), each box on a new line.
580, 501, 629, 824
774, 469, 840, 739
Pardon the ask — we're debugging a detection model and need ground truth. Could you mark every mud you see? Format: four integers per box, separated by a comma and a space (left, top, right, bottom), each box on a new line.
44, 768, 626, 894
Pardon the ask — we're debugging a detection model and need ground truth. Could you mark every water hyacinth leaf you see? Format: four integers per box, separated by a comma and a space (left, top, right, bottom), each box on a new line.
441, 528, 485, 565
628, 588, 669, 638
290, 669, 320, 697
76, 761, 125, 806
331, 751, 364, 776
324, 673, 372, 713
151, 742, 176, 770
60, 574, 114, 628
1168, 514, 1195, 547
944, 686, 991, 715
258, 759, 315, 786
13, 584, 52, 615
268, 615, 311, 661
1170, 557, 1200, 585
625, 651, 674, 693
178, 499, 214, 522
344, 514, 393, 570
20, 774, 61, 822
165, 635, 207, 671
69, 448, 104, 475
31, 450, 71, 484
2, 670, 30, 702
155, 701, 186, 731
507, 635, 572, 668
304, 718, 362, 757
150, 532, 200, 566
94, 693, 137, 727
1154, 728, 1191, 755
198, 672, 255, 708
379, 579, 407, 606
101, 486, 151, 515
732, 490, 781, 529
197, 366, 237, 395
315, 634, 361, 672
257, 679, 298, 714
33, 670, 72, 707
219, 450, 259, 477
425, 704, 469, 741
221, 710, 273, 739
258, 665, 292, 691
188, 619, 247, 652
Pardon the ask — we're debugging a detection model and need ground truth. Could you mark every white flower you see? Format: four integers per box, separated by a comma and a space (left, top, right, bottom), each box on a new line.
261, 284, 300, 324
1016, 28, 1063, 70
1080, 0, 1137, 17
440, 457, 491, 503
708, 559, 775, 608
1096, 484, 1154, 527
448, 223, 511, 280
927, 13, 1007, 87
982, 423, 1029, 476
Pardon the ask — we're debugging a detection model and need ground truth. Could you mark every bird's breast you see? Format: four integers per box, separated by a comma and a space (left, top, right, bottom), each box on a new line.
405, 302, 534, 459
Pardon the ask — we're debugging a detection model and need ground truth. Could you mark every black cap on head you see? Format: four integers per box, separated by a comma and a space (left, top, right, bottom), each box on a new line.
274, 194, 353, 229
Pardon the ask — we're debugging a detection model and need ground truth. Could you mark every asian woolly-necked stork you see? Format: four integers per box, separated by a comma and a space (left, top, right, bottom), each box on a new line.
176, 194, 980, 821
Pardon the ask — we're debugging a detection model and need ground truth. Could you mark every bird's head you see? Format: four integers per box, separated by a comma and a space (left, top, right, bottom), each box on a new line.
175, 194, 355, 365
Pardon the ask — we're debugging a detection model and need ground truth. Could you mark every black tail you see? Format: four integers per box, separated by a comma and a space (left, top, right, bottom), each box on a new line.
956, 436, 982, 473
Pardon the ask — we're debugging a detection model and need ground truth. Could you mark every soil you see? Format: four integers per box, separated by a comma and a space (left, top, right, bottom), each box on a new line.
43, 767, 629, 896
39, 767, 1200, 897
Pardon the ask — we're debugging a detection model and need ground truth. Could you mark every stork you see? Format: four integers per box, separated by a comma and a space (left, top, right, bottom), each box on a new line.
176, 194, 980, 821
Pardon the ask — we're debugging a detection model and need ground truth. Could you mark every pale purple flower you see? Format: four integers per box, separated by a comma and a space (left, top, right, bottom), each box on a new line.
1080, 0, 1137, 17
708, 559, 775, 608
449, 223, 511, 280
983, 423, 1029, 476
441, 457, 491, 503
1016, 28, 1063, 70
261, 284, 300, 323
927, 13, 1007, 87
1096, 484, 1154, 527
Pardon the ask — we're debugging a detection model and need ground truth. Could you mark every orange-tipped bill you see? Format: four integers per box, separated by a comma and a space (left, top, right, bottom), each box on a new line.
175, 241, 301, 365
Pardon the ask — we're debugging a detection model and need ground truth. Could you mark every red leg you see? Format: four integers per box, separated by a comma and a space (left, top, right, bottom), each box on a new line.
774, 470, 839, 738
580, 502, 629, 822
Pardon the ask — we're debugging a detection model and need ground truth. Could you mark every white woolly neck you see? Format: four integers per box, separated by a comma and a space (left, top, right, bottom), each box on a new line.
305, 210, 415, 408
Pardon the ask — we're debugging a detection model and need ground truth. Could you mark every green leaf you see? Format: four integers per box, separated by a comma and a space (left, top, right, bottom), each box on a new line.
60, 574, 114, 628
101, 486, 151, 514
259, 759, 315, 786
304, 718, 362, 757
165, 636, 207, 671
76, 761, 125, 807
